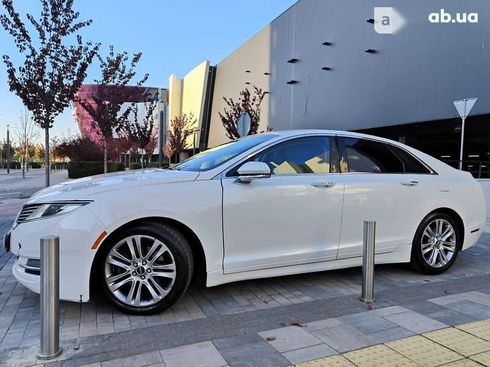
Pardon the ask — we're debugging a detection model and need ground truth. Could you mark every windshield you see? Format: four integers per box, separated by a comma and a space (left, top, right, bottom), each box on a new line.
174, 134, 277, 172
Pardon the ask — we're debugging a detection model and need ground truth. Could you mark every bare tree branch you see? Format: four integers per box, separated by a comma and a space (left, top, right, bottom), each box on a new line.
15, 107, 40, 178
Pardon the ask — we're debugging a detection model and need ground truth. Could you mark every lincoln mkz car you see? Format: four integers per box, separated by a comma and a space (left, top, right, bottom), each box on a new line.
4, 130, 486, 314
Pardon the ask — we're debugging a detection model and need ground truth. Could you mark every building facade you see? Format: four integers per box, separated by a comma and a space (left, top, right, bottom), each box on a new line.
170, 0, 490, 176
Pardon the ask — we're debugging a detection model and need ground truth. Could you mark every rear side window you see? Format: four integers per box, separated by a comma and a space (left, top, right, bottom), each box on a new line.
339, 137, 404, 173
389, 145, 432, 174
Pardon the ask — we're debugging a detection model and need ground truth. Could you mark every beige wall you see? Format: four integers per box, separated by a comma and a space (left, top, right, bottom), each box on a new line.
207, 25, 271, 148
168, 74, 183, 122
168, 60, 210, 148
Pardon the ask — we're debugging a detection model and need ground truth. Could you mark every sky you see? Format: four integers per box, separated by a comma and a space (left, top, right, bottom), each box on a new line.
0, 0, 297, 144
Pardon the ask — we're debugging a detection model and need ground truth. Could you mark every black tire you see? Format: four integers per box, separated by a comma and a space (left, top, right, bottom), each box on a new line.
410, 212, 461, 275
98, 222, 193, 315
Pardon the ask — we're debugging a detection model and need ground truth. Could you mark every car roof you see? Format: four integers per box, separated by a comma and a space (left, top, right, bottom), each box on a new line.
263, 129, 397, 145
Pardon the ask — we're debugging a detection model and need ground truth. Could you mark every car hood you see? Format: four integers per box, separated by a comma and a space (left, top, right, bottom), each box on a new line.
27, 169, 200, 203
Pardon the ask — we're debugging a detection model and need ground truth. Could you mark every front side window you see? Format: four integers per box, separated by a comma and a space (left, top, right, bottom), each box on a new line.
339, 137, 404, 173
242, 136, 338, 175
174, 134, 277, 172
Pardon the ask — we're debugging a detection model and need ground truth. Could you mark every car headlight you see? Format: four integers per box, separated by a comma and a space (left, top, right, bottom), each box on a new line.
17, 201, 92, 223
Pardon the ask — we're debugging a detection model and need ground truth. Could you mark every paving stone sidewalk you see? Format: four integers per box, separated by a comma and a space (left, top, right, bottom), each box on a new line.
1, 199, 490, 366
0, 238, 489, 366
299, 318, 490, 366
5, 290, 489, 367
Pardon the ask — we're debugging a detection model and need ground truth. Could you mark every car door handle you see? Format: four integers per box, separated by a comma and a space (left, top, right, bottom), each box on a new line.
311, 181, 336, 188
401, 180, 419, 187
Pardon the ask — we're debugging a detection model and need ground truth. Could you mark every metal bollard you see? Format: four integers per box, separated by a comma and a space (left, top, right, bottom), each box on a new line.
37, 236, 62, 360
360, 221, 376, 304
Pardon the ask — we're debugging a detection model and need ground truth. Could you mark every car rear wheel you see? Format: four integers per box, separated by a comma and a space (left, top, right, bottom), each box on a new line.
99, 222, 193, 314
411, 213, 461, 274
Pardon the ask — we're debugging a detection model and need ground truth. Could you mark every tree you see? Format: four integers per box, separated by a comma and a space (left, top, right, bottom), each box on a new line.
52, 136, 102, 162
218, 86, 267, 140
166, 113, 195, 162
115, 131, 136, 166
34, 143, 44, 162
75, 46, 148, 173
164, 144, 175, 163
145, 127, 159, 164
0, 0, 99, 186
125, 101, 156, 167
1, 140, 12, 164
15, 108, 39, 178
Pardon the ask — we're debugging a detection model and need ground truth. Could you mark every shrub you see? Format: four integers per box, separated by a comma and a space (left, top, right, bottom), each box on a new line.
53, 137, 103, 162
129, 162, 142, 170
111, 163, 125, 172
68, 161, 125, 178
1, 161, 21, 169
51, 162, 66, 170
30, 162, 41, 168
147, 162, 169, 169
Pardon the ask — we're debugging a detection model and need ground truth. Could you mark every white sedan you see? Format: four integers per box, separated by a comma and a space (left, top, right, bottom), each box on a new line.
4, 130, 486, 314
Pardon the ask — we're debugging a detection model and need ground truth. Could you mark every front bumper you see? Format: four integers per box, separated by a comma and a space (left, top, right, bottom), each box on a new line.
9, 205, 106, 302
13, 259, 41, 294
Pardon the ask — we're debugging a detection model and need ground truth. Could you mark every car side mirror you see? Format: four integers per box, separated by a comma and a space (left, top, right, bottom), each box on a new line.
236, 161, 271, 183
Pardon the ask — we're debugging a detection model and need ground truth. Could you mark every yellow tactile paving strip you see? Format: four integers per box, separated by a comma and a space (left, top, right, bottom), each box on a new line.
423, 327, 490, 357
344, 345, 418, 367
443, 359, 483, 367
296, 319, 490, 367
470, 351, 490, 366
297, 355, 355, 367
457, 319, 490, 342
386, 335, 462, 366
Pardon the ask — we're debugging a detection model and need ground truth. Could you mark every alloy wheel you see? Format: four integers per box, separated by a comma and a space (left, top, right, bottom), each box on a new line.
104, 235, 176, 307
420, 219, 457, 268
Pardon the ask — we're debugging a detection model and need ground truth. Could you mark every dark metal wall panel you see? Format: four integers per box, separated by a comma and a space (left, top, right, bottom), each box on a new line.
268, 0, 490, 132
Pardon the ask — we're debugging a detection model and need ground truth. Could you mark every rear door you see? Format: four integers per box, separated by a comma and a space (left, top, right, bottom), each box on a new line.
337, 136, 437, 259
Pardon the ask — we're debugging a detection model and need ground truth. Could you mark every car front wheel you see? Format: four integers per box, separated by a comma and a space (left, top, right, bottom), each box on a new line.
99, 222, 193, 314
411, 213, 461, 274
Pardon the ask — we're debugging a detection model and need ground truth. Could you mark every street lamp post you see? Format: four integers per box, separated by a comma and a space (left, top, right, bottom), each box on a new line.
6, 124, 11, 174
158, 88, 167, 168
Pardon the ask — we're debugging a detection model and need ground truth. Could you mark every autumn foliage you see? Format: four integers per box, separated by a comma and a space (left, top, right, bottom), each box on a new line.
74, 45, 149, 172
0, 0, 99, 185
166, 113, 195, 159
218, 86, 267, 140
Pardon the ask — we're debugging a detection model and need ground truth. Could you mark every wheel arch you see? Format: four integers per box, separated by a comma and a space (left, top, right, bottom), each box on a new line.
89, 216, 207, 298
424, 207, 465, 249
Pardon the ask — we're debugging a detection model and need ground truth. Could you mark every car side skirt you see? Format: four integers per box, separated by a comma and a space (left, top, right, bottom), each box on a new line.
206, 244, 412, 287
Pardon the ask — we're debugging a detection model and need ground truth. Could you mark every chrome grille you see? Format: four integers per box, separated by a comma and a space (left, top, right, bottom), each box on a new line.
16, 204, 43, 224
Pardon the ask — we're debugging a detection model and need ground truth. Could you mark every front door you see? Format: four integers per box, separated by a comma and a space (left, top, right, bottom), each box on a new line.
221, 136, 344, 273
